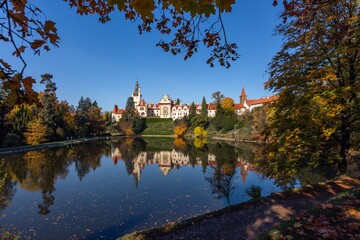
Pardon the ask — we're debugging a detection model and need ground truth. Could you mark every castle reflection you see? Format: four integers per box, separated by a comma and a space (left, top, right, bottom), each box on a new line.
111, 147, 256, 186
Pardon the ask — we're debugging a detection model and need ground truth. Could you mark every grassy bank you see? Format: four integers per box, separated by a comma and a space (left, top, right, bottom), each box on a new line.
142, 118, 174, 135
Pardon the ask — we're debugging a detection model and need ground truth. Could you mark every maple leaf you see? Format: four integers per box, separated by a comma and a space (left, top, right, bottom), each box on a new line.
216, 0, 235, 13
44, 20, 57, 33
130, 0, 155, 21
22, 77, 38, 104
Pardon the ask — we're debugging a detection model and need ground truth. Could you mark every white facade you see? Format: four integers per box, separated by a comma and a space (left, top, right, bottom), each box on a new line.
111, 82, 276, 122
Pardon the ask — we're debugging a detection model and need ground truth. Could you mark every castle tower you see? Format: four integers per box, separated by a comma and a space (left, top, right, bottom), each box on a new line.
240, 87, 247, 105
132, 80, 142, 107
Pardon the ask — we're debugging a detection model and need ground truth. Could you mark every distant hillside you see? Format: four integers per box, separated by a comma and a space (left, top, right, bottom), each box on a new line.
142, 118, 174, 135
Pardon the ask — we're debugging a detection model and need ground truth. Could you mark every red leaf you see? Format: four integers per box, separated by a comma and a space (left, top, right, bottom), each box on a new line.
12, 46, 26, 57
31, 40, 46, 49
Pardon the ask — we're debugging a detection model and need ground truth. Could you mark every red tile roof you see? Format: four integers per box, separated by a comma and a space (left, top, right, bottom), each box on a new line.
207, 104, 217, 110
112, 105, 124, 114
114, 109, 124, 114
246, 95, 277, 106
235, 103, 244, 109
138, 99, 146, 106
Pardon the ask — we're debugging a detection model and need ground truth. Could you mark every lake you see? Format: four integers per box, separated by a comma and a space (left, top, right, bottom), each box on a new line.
0, 137, 282, 239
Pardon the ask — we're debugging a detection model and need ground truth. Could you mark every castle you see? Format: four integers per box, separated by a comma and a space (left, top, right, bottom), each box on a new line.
112, 81, 276, 122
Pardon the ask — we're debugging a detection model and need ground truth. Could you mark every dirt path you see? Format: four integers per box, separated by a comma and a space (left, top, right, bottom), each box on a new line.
121, 177, 360, 240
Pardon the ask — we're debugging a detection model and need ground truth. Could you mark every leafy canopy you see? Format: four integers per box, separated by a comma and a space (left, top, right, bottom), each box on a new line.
259, 0, 360, 183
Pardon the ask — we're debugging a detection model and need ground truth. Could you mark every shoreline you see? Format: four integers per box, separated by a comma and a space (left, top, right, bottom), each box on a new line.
0, 134, 260, 156
0, 136, 114, 156
119, 176, 360, 240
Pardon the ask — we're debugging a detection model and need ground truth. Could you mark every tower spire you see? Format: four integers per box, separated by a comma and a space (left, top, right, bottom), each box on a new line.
240, 87, 247, 104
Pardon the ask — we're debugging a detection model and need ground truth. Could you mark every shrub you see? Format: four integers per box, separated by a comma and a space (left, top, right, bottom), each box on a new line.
194, 126, 207, 138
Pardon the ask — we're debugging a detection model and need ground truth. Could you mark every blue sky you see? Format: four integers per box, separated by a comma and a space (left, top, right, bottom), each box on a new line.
5, 1, 283, 111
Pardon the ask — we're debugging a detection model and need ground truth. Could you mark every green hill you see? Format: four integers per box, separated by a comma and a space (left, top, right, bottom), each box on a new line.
142, 118, 174, 135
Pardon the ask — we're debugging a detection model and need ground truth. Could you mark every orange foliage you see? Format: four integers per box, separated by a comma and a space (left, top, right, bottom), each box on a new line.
221, 97, 235, 112
174, 138, 187, 150
24, 118, 50, 145
174, 123, 187, 137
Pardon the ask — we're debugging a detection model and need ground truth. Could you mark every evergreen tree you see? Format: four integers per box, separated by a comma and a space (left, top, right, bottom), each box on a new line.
125, 97, 134, 110
39, 74, 58, 140
201, 96, 207, 117
189, 102, 196, 119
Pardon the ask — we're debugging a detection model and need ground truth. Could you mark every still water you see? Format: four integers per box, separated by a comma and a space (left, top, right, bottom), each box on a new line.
0, 138, 281, 239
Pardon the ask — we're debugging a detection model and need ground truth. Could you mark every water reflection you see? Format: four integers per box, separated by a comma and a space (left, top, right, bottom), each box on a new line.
110, 138, 255, 189
0, 138, 275, 239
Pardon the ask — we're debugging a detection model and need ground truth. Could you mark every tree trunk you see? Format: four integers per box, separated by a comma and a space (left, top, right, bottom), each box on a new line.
338, 115, 350, 174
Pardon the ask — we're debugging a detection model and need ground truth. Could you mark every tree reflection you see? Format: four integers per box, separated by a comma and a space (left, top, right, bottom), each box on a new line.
38, 189, 55, 215
0, 159, 15, 213
2, 141, 107, 216
1, 138, 260, 216
255, 150, 337, 190
205, 164, 236, 206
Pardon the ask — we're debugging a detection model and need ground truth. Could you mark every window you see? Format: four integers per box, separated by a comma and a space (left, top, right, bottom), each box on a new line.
163, 107, 169, 115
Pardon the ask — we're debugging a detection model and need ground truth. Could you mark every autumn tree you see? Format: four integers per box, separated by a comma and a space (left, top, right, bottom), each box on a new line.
221, 97, 235, 113
261, 0, 360, 177
174, 122, 187, 137
5, 103, 34, 137
24, 118, 50, 145
194, 126, 207, 139
1, 0, 244, 108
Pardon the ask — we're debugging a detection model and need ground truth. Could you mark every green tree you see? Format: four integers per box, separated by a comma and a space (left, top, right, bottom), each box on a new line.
262, 0, 360, 176
188, 102, 196, 120
190, 115, 209, 130
201, 96, 208, 117
39, 74, 58, 139
75, 97, 92, 137
125, 97, 134, 110
121, 97, 147, 134
175, 98, 181, 105
220, 113, 237, 131
211, 105, 225, 131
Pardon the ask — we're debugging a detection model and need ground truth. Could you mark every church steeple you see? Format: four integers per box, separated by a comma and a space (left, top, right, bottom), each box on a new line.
133, 80, 140, 96
132, 80, 142, 107
240, 87, 247, 104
